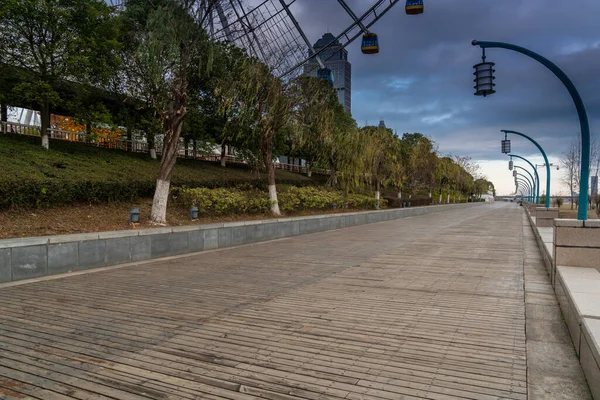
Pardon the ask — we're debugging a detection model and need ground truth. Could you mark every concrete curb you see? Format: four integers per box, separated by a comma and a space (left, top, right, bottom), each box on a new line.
0, 203, 484, 283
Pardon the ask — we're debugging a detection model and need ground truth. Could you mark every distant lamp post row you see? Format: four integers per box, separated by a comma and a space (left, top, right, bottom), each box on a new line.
510, 154, 540, 204
472, 39, 591, 220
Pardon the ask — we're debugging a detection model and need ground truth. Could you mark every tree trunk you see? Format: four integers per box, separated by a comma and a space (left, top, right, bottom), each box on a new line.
306, 160, 312, 177
40, 100, 51, 149
375, 180, 381, 209
147, 131, 157, 159
439, 193, 442, 204
1, 104, 7, 134
184, 139, 189, 158
150, 80, 188, 225
193, 139, 197, 159
262, 142, 281, 216
397, 190, 402, 199
220, 143, 227, 167
447, 194, 450, 204
126, 124, 133, 152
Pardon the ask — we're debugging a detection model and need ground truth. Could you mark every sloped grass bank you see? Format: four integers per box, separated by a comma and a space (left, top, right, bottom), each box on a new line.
0, 134, 323, 209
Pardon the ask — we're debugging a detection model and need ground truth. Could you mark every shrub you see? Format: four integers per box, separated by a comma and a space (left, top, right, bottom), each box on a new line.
172, 185, 386, 216
553, 197, 564, 208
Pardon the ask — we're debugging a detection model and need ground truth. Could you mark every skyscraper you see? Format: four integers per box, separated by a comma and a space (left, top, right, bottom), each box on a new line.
305, 33, 352, 113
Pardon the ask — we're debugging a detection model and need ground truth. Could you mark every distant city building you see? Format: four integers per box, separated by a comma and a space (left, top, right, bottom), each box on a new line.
304, 33, 352, 113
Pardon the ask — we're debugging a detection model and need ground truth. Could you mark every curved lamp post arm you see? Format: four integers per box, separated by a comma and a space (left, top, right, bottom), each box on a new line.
509, 154, 540, 204
515, 166, 536, 198
503, 130, 551, 208
516, 181, 530, 199
516, 177, 532, 199
474, 40, 590, 220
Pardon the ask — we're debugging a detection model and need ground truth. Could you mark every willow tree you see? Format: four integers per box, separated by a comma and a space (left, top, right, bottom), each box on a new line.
226, 59, 294, 216
362, 125, 397, 208
290, 77, 337, 177
323, 104, 359, 192
120, 0, 218, 224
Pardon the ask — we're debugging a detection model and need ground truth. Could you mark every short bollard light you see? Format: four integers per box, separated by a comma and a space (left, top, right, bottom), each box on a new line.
332, 202, 337, 209
189, 206, 199, 220
402, 202, 406, 208
408, 202, 412, 207
129, 208, 140, 224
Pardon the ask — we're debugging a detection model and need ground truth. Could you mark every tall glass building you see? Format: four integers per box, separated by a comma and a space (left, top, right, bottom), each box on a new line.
305, 33, 352, 113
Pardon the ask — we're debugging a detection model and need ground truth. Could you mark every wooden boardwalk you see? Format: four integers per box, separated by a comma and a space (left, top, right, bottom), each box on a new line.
0, 203, 528, 400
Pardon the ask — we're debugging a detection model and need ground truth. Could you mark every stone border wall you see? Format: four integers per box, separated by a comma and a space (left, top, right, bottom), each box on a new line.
524, 206, 600, 399
0, 203, 483, 283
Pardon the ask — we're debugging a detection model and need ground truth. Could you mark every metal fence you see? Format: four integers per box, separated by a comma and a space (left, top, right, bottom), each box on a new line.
0, 121, 330, 175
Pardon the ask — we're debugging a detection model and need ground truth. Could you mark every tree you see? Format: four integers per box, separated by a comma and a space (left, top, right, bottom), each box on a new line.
227, 59, 294, 216
289, 77, 337, 177
120, 0, 219, 224
404, 134, 437, 197
0, 0, 119, 149
362, 125, 397, 208
561, 138, 579, 209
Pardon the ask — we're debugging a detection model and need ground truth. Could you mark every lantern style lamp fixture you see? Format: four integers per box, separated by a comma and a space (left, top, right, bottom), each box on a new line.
189, 206, 199, 220
513, 169, 517, 178
509, 159, 514, 170
473, 47, 496, 97
501, 132, 511, 154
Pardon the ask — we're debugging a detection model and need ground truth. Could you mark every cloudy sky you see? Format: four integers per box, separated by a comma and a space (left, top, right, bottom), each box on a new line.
287, 0, 600, 195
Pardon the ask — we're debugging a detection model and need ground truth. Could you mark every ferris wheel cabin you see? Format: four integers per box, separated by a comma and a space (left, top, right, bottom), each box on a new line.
405, 0, 424, 15
317, 67, 334, 85
361, 33, 379, 54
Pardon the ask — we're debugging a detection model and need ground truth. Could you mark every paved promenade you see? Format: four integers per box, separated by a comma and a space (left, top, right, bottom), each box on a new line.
0, 203, 588, 399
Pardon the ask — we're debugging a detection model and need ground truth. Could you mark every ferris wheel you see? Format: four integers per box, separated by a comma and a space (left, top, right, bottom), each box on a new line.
109, 0, 424, 79
206, 0, 424, 79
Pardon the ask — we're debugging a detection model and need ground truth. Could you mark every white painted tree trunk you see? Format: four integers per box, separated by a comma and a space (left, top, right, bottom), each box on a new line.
397, 191, 402, 199
307, 170, 312, 177
375, 191, 380, 209
447, 194, 450, 203
150, 148, 157, 160
268, 184, 281, 216
439, 194, 442, 203
220, 144, 227, 167
409, 194, 412, 199
41, 134, 49, 150
150, 179, 170, 225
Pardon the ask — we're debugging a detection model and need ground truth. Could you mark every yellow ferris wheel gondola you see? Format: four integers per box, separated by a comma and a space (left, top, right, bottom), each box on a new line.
405, 0, 424, 15
361, 33, 379, 54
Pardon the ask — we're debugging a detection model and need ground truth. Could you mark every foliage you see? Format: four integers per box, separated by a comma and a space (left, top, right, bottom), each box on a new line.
172, 185, 386, 215
0, 135, 320, 209
553, 197, 564, 208
0, 0, 120, 147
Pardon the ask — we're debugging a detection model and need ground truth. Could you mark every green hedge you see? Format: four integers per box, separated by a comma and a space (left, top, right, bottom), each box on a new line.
172, 185, 386, 216
0, 134, 323, 209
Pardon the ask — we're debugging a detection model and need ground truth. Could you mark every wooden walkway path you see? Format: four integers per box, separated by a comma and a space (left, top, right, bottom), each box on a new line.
0, 203, 528, 400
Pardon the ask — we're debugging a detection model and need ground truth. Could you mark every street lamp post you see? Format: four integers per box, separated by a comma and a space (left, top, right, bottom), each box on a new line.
515, 166, 536, 202
510, 154, 540, 204
502, 129, 551, 208
516, 176, 532, 201
472, 40, 591, 220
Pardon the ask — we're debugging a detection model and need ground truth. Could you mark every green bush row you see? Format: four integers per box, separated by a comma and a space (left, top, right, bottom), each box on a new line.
0, 177, 323, 210
172, 185, 386, 215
